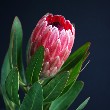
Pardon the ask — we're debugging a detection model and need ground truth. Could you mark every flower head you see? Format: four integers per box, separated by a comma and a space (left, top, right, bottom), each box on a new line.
28, 13, 75, 77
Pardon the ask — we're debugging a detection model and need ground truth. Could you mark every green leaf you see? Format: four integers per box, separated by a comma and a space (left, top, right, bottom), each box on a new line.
20, 82, 43, 110
76, 97, 90, 110
43, 72, 69, 102
5, 67, 20, 106
60, 42, 90, 73
42, 77, 53, 87
1, 52, 12, 109
9, 16, 24, 81
66, 51, 89, 86
1, 52, 11, 91
60, 52, 89, 96
49, 81, 84, 110
43, 72, 68, 99
1, 17, 23, 109
25, 46, 44, 84
1, 52, 16, 110
60, 60, 83, 96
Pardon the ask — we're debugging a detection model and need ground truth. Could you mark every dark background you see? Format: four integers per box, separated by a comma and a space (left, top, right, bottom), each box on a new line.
0, 0, 110, 110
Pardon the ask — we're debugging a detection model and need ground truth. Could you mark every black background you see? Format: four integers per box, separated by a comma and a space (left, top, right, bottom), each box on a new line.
0, 0, 110, 110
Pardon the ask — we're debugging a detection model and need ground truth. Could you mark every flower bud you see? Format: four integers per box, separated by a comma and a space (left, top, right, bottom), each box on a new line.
28, 13, 75, 77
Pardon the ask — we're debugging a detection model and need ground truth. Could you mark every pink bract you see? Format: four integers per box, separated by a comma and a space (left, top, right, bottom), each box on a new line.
28, 13, 75, 77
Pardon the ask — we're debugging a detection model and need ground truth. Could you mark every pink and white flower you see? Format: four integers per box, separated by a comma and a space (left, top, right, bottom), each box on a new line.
28, 13, 75, 77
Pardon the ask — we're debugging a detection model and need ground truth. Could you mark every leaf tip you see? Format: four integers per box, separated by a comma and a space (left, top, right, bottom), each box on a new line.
86, 42, 91, 48
13, 16, 21, 25
87, 97, 90, 100
79, 81, 84, 87
14, 16, 19, 21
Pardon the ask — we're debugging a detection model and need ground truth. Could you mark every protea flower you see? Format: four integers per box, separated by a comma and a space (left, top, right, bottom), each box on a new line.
28, 13, 75, 77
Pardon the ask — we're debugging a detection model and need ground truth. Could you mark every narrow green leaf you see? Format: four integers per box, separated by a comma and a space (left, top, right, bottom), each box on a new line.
60, 42, 90, 73
1, 52, 11, 90
60, 52, 89, 96
25, 46, 44, 84
44, 72, 69, 102
60, 61, 83, 96
5, 67, 20, 106
20, 82, 43, 110
0, 52, 14, 109
42, 77, 53, 87
76, 97, 90, 110
43, 72, 69, 99
1, 49, 20, 110
9, 16, 24, 81
0, 17, 23, 109
49, 81, 84, 110
67, 51, 89, 86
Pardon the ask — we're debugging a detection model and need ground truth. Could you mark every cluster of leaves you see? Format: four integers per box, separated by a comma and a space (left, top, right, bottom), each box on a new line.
0, 17, 90, 110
